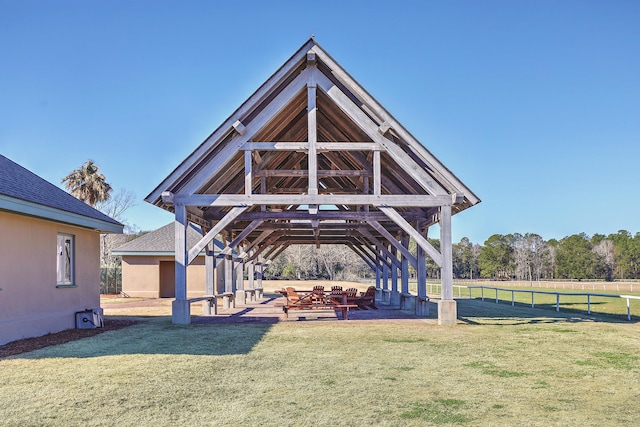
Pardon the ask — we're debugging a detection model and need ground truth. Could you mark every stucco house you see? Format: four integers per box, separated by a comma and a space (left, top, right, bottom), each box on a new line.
112, 223, 223, 298
0, 155, 123, 345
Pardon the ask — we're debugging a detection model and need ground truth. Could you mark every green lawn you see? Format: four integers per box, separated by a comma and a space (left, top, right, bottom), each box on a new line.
1, 300, 639, 426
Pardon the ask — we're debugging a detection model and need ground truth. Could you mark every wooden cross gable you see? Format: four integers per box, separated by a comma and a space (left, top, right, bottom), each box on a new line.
146, 39, 479, 224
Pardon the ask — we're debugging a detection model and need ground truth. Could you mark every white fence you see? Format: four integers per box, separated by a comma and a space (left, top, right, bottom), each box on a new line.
454, 280, 636, 293
467, 286, 640, 321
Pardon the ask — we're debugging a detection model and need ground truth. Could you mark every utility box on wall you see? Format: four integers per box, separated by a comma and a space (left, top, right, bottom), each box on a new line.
75, 308, 104, 329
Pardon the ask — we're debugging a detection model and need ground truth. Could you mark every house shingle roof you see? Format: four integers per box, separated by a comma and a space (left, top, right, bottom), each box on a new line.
113, 222, 221, 254
0, 154, 123, 229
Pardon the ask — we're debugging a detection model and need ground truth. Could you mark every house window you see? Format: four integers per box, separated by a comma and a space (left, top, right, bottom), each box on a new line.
57, 234, 74, 286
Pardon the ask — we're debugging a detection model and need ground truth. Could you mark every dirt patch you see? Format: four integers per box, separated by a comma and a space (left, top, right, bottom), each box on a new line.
0, 319, 138, 359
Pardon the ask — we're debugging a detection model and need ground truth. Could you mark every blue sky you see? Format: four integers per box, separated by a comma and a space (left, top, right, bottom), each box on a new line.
1, 0, 639, 244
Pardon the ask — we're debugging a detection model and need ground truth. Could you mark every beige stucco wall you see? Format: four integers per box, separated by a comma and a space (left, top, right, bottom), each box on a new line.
121, 255, 207, 298
0, 211, 101, 345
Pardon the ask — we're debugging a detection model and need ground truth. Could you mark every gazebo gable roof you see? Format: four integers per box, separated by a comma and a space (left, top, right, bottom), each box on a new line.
145, 39, 480, 225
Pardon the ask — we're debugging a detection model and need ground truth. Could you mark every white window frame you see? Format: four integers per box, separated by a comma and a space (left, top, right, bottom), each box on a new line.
56, 233, 75, 286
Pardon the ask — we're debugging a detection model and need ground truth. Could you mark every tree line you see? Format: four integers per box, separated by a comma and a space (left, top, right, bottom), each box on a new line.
264, 231, 640, 282
473, 231, 640, 281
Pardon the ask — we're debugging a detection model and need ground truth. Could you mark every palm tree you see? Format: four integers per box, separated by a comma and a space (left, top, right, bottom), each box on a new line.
62, 159, 112, 206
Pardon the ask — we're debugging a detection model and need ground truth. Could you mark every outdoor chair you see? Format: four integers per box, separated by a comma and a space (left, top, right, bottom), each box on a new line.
343, 288, 360, 308
285, 287, 301, 304
345, 288, 359, 305
356, 286, 377, 310
312, 285, 325, 304
328, 286, 343, 304
285, 287, 314, 308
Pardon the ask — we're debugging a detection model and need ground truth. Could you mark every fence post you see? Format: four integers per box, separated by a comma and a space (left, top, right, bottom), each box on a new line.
531, 292, 535, 308
556, 294, 560, 312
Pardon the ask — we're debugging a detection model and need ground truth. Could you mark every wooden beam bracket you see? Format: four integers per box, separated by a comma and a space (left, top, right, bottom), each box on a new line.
233, 120, 246, 136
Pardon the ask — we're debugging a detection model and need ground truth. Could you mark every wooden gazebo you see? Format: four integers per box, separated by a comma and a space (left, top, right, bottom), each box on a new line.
145, 39, 480, 325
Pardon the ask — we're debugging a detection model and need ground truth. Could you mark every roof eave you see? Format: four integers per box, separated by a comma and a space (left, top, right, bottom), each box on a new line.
112, 251, 204, 257
0, 194, 124, 233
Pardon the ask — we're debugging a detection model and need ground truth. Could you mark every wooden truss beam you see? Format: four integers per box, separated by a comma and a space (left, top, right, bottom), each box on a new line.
357, 228, 401, 269
369, 221, 417, 268
256, 169, 372, 177
346, 243, 376, 271
165, 193, 453, 208
205, 211, 428, 222
187, 206, 248, 264
220, 220, 263, 256
378, 206, 442, 267
240, 142, 380, 151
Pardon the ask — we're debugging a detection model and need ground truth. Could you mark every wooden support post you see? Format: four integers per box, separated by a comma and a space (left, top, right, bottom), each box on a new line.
438, 204, 457, 325
375, 255, 381, 291
224, 252, 234, 308
382, 252, 389, 303
391, 244, 400, 306
172, 203, 190, 324
440, 205, 453, 300
401, 235, 410, 295
260, 176, 267, 212
174, 204, 187, 301
245, 150, 252, 196
205, 240, 215, 296
256, 257, 264, 296
235, 254, 245, 305
373, 149, 381, 196
363, 172, 370, 212
307, 54, 318, 196
417, 226, 428, 300
247, 257, 255, 290
215, 255, 225, 295
382, 254, 389, 290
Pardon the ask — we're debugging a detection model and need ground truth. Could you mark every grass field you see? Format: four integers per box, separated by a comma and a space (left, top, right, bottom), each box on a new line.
1, 284, 639, 426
